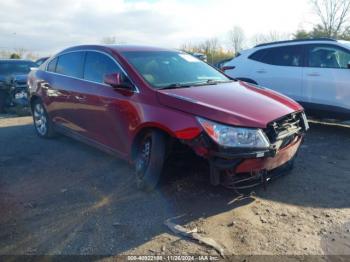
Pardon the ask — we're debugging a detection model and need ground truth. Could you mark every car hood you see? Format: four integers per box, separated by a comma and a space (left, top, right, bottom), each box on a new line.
0, 74, 28, 85
156, 81, 303, 128
11, 74, 28, 85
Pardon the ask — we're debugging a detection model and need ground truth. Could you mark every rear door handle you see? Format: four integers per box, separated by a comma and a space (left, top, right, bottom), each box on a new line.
307, 73, 320, 77
256, 69, 266, 74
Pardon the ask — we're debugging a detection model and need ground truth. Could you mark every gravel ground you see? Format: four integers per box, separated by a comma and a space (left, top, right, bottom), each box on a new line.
0, 116, 349, 259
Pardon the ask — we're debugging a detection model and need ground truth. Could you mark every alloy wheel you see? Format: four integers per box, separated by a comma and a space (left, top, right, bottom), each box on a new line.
135, 137, 152, 180
33, 103, 47, 136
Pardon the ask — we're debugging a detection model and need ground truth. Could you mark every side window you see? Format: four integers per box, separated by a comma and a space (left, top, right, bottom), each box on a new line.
84, 52, 121, 83
47, 58, 58, 72
249, 49, 267, 62
306, 44, 350, 69
56, 52, 85, 78
258, 46, 303, 67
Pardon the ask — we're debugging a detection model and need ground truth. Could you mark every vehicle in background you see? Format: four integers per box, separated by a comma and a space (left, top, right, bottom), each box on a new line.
189, 52, 207, 62
28, 45, 308, 191
0, 59, 37, 114
213, 57, 234, 70
223, 38, 350, 120
35, 57, 49, 67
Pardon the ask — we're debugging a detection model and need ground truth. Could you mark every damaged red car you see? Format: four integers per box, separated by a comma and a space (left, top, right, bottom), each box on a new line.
28, 45, 309, 190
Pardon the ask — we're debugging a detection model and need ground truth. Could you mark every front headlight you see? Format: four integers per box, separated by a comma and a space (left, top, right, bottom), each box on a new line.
197, 117, 270, 149
15, 91, 28, 99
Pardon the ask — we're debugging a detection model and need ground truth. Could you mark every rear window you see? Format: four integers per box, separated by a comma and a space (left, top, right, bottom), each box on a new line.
249, 49, 267, 62
249, 45, 303, 67
56, 52, 85, 78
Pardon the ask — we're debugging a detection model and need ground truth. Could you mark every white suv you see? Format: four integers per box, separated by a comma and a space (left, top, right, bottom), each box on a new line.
223, 38, 350, 120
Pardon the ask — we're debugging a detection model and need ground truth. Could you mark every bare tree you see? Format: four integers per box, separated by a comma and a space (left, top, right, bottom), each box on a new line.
0, 50, 11, 59
251, 31, 291, 46
179, 39, 233, 64
199, 38, 221, 64
310, 0, 350, 37
200, 38, 218, 53
180, 42, 200, 53
25, 52, 40, 61
228, 26, 245, 55
13, 48, 26, 58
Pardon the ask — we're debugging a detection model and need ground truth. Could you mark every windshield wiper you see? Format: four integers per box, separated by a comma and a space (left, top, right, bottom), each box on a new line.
206, 79, 233, 84
188, 80, 218, 86
159, 83, 193, 90
159, 79, 234, 90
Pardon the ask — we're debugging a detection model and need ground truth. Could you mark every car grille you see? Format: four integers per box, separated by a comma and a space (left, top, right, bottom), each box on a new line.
265, 112, 304, 149
14, 81, 27, 88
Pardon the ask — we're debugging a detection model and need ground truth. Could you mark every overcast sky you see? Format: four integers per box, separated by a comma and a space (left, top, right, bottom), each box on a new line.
0, 0, 316, 55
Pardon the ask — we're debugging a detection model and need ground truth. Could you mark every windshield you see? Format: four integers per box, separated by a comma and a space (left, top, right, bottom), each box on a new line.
121, 51, 230, 89
0, 61, 37, 77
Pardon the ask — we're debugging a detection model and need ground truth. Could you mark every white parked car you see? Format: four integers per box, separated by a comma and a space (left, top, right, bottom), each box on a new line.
223, 38, 350, 120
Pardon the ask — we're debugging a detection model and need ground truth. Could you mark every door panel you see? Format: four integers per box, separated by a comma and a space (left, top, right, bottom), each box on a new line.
254, 63, 303, 101
72, 51, 137, 155
249, 45, 304, 101
45, 52, 85, 130
48, 75, 85, 132
302, 44, 350, 111
71, 82, 137, 155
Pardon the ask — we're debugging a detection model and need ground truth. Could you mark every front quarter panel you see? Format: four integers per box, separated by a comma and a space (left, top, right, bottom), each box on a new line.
28, 69, 48, 104
129, 100, 202, 147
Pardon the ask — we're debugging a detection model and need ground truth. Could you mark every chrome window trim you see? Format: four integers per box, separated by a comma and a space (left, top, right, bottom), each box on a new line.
45, 49, 140, 93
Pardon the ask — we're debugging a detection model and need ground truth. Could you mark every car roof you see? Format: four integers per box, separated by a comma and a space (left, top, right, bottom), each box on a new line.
254, 38, 337, 48
59, 44, 177, 54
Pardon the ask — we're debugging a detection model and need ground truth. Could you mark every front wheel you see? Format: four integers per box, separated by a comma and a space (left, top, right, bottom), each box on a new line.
135, 131, 166, 191
32, 100, 56, 138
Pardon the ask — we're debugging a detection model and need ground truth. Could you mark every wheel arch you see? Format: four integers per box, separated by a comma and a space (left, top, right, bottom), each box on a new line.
30, 95, 42, 110
130, 124, 175, 161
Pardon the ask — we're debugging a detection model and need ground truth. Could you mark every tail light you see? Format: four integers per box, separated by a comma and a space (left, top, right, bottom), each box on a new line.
221, 66, 235, 72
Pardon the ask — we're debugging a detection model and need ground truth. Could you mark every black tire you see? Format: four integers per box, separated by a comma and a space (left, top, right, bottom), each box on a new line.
135, 130, 166, 191
0, 90, 6, 113
32, 100, 56, 138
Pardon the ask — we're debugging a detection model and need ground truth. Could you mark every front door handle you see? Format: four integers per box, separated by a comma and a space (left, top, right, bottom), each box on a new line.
256, 69, 266, 74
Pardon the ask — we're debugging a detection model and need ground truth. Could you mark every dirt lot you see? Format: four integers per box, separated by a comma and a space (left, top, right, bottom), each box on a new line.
0, 115, 349, 258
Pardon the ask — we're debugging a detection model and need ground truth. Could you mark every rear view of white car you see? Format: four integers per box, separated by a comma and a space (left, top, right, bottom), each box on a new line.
223, 38, 350, 120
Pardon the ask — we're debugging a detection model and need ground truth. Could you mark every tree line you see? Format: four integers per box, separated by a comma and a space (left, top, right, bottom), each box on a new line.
2, 0, 349, 63
181, 0, 350, 64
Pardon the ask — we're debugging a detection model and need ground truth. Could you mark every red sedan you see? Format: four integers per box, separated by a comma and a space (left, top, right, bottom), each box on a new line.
28, 45, 309, 190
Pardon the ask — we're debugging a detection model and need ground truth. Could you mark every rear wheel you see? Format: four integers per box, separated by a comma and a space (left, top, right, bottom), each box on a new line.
135, 131, 166, 191
32, 100, 56, 138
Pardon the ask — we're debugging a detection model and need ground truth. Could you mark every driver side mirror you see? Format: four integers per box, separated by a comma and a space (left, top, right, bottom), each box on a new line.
347, 62, 350, 69
104, 73, 133, 89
